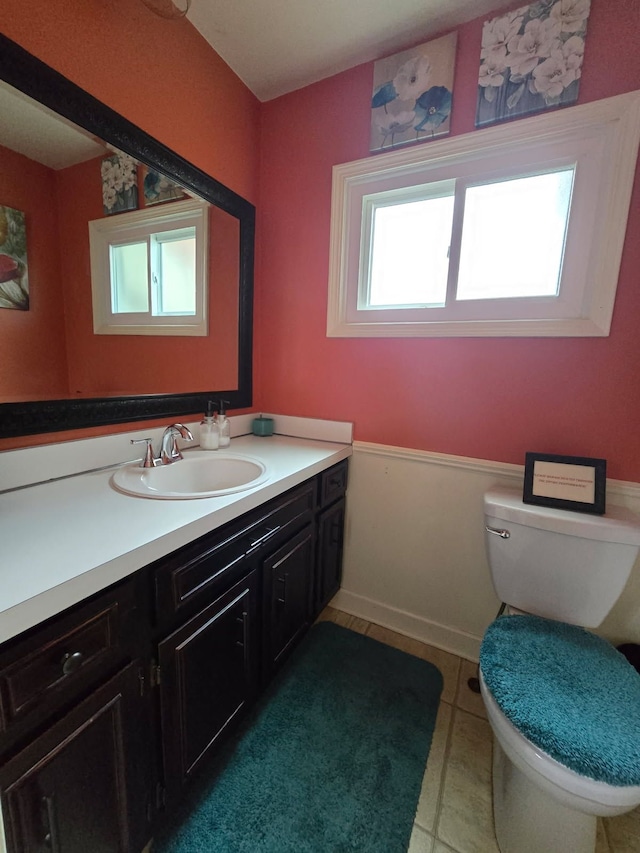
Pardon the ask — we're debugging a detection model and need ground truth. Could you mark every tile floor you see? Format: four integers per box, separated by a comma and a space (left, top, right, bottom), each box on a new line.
318, 606, 640, 853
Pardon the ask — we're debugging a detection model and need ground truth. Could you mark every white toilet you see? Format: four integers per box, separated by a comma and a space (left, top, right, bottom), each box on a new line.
479, 486, 640, 853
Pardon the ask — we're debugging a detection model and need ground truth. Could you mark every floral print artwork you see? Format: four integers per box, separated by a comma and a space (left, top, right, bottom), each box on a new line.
370, 33, 457, 152
142, 167, 186, 206
476, 0, 591, 127
0, 205, 28, 311
101, 151, 138, 215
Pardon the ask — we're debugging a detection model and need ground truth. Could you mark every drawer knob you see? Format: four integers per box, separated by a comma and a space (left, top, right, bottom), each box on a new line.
61, 651, 84, 676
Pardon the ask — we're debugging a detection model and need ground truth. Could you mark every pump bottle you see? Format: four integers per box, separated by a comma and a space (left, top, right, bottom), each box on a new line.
200, 401, 219, 450
217, 399, 231, 448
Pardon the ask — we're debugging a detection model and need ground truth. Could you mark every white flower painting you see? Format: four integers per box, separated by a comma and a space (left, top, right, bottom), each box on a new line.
370, 33, 457, 152
476, 0, 591, 127
101, 151, 138, 215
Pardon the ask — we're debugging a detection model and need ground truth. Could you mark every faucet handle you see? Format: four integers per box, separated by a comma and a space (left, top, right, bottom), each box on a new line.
131, 438, 155, 468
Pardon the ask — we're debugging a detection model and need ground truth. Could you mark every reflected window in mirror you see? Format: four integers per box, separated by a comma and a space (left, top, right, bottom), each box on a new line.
89, 198, 209, 336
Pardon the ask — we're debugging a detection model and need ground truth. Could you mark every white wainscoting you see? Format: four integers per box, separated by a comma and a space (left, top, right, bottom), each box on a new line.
333, 442, 640, 662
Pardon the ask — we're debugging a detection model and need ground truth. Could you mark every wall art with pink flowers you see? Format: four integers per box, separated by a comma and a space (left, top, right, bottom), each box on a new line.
476, 0, 591, 127
0, 205, 28, 311
370, 32, 457, 152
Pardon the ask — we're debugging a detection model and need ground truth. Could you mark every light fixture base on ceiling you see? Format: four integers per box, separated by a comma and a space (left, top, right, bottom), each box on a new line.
139, 0, 190, 20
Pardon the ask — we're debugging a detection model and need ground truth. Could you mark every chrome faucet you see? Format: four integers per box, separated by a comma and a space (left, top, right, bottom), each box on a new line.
131, 423, 194, 468
160, 423, 194, 464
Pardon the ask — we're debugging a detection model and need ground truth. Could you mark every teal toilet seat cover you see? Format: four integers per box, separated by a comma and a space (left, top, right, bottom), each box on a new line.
480, 615, 640, 786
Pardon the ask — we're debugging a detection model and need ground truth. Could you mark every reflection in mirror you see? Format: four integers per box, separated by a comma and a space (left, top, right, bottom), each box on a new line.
0, 33, 253, 438
0, 80, 239, 402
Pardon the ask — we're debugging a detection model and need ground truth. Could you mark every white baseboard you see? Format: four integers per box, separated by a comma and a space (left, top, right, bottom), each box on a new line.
331, 588, 484, 662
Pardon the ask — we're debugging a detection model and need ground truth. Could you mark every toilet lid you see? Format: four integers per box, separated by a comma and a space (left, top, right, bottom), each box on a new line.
480, 615, 640, 786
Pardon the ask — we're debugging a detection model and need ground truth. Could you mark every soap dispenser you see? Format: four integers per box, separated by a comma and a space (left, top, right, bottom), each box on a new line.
200, 401, 219, 450
217, 399, 231, 448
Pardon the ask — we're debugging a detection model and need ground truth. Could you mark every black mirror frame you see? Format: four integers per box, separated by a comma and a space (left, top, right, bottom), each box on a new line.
0, 33, 254, 438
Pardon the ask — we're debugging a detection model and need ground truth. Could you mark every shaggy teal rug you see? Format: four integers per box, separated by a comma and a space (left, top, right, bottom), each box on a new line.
155, 621, 444, 853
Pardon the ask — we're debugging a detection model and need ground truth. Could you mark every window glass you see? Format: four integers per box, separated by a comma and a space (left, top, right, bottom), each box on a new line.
456, 169, 574, 301
110, 242, 148, 313
368, 195, 454, 308
152, 229, 196, 315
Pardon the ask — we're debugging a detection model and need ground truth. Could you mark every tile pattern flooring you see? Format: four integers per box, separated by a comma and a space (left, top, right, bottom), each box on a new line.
318, 607, 640, 853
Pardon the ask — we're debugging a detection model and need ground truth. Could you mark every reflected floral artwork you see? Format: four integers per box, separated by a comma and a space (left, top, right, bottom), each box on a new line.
142, 166, 186, 206
0, 205, 28, 311
101, 151, 138, 215
370, 33, 457, 152
476, 0, 591, 127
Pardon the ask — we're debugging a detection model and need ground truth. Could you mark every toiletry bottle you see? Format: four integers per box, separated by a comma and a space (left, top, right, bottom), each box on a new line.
217, 399, 231, 448
200, 401, 219, 450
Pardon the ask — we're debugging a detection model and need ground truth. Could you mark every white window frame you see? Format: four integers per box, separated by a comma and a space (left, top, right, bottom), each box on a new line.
327, 91, 640, 338
89, 197, 209, 336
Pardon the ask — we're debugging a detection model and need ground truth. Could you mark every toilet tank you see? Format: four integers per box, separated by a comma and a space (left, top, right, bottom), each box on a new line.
484, 487, 640, 627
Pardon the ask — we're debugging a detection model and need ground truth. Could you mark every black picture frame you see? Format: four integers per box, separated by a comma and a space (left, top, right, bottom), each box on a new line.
523, 452, 607, 515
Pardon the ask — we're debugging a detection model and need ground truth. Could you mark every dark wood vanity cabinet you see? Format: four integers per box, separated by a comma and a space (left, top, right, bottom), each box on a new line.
153, 477, 317, 805
157, 569, 260, 804
0, 663, 149, 853
261, 460, 348, 673
314, 460, 348, 616
0, 578, 153, 853
262, 523, 315, 675
316, 498, 346, 613
0, 461, 348, 852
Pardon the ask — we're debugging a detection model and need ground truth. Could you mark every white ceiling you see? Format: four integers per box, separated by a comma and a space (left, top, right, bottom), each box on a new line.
1, 0, 516, 167
186, 0, 515, 102
0, 81, 106, 169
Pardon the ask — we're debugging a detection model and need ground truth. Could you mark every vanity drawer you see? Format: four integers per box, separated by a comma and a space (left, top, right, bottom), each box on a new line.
319, 460, 348, 508
0, 578, 138, 748
155, 481, 316, 627
245, 480, 316, 557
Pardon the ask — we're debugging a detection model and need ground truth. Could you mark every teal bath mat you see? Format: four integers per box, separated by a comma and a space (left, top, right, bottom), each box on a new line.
155, 621, 444, 853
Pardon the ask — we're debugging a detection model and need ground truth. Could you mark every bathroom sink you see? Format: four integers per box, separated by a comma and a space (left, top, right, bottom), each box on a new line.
112, 451, 268, 499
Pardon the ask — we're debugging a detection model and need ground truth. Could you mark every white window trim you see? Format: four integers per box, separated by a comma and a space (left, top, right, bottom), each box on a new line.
89, 197, 209, 336
327, 90, 640, 338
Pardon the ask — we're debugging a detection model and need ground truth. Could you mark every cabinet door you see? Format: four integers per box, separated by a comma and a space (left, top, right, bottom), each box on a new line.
0, 662, 147, 853
263, 524, 314, 677
315, 497, 346, 616
158, 570, 259, 803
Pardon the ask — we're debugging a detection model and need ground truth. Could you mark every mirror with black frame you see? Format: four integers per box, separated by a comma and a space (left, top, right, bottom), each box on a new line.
0, 32, 254, 439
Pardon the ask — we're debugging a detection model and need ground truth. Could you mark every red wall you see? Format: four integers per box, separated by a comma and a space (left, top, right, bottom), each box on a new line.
0, 144, 68, 401
256, 0, 640, 481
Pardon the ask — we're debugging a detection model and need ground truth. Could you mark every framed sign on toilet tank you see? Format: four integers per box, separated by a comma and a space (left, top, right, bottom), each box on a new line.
523, 452, 607, 515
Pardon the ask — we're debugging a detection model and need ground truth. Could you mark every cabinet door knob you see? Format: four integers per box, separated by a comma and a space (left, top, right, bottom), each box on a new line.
276, 574, 288, 605
236, 611, 248, 651
61, 651, 84, 676
42, 794, 60, 852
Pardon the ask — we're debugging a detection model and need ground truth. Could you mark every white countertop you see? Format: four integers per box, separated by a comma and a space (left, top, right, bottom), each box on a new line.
0, 435, 351, 645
